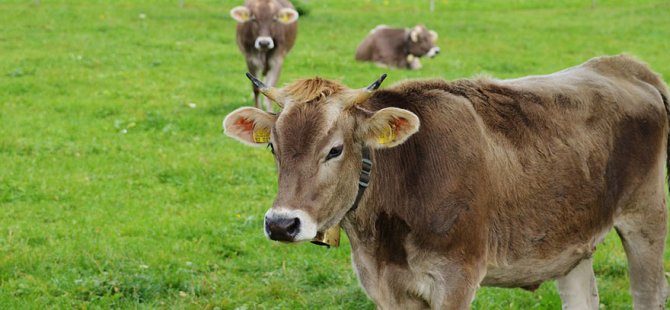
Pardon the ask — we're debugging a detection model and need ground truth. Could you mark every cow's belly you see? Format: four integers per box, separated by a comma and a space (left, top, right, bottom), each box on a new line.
482, 248, 588, 288
481, 226, 611, 288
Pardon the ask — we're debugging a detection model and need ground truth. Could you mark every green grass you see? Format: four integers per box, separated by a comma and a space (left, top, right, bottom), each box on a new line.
1, 0, 669, 308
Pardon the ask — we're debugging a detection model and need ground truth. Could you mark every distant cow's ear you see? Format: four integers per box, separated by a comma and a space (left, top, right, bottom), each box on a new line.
360, 108, 420, 149
276, 8, 299, 24
223, 107, 276, 147
410, 26, 421, 43
230, 6, 251, 23
429, 30, 438, 42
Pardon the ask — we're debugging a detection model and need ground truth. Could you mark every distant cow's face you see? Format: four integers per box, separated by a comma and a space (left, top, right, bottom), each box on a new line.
230, 1, 299, 50
224, 75, 420, 242
408, 25, 440, 58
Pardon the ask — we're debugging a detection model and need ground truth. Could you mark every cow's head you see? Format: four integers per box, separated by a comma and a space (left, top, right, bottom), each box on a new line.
223, 74, 420, 242
230, 1, 299, 50
408, 25, 440, 58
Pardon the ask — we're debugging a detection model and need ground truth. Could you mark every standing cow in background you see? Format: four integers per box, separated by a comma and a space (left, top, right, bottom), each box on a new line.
356, 24, 440, 70
230, 0, 299, 111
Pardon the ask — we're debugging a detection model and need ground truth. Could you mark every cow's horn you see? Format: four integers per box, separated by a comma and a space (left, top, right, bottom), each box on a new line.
351, 73, 388, 106
246, 72, 267, 89
245, 72, 281, 106
365, 73, 387, 91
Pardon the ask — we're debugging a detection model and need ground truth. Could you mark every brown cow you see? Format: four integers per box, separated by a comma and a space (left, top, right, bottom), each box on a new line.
355, 24, 440, 70
223, 55, 670, 309
230, 0, 298, 112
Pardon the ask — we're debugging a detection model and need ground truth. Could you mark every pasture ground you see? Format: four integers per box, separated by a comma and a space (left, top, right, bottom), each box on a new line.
1, 0, 669, 308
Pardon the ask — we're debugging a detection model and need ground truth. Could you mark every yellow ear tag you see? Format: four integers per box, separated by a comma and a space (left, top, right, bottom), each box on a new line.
377, 125, 396, 145
279, 13, 291, 23
252, 128, 270, 143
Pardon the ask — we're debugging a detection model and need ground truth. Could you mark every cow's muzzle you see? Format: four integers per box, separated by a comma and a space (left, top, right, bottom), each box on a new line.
264, 208, 317, 242
426, 47, 440, 58
255, 36, 275, 50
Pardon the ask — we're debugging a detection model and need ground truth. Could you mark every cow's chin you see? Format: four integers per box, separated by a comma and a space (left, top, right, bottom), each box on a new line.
316, 208, 349, 233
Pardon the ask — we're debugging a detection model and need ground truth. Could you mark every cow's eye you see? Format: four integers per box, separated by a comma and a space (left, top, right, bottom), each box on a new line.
268, 143, 275, 155
325, 145, 343, 161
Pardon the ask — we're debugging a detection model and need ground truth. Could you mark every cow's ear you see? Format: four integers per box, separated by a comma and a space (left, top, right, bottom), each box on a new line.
223, 107, 276, 147
429, 30, 438, 42
410, 26, 421, 43
276, 8, 299, 24
360, 108, 420, 149
230, 6, 251, 23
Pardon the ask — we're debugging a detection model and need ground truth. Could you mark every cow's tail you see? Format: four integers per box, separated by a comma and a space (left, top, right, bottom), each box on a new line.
628, 56, 670, 182
649, 78, 670, 183
649, 73, 670, 183
663, 90, 670, 183
651, 78, 670, 183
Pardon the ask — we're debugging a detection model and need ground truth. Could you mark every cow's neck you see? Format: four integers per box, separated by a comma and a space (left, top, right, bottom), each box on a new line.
341, 144, 420, 245
403, 29, 412, 57
341, 128, 473, 255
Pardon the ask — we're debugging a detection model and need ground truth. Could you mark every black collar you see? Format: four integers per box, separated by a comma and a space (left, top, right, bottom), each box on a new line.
349, 146, 372, 213
404, 30, 412, 57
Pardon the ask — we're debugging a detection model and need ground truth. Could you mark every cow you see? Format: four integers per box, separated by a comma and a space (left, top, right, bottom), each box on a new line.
223, 55, 670, 309
355, 24, 440, 70
230, 0, 299, 112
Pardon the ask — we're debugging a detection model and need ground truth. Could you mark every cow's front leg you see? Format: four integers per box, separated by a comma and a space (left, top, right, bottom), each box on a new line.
432, 267, 482, 310
378, 265, 431, 309
359, 262, 480, 309
352, 250, 429, 310
407, 54, 423, 70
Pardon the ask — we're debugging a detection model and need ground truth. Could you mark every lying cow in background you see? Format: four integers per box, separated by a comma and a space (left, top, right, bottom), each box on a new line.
355, 24, 440, 70
230, 0, 299, 111
223, 55, 669, 309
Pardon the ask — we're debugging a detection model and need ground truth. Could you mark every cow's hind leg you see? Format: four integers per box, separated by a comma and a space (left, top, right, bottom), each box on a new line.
556, 257, 599, 310
615, 184, 669, 309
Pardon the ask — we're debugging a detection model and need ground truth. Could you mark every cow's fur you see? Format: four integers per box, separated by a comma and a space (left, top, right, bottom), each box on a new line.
223, 55, 670, 309
355, 25, 440, 70
231, 0, 298, 111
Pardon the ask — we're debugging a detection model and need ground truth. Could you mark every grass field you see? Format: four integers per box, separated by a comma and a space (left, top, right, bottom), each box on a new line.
1, 0, 670, 308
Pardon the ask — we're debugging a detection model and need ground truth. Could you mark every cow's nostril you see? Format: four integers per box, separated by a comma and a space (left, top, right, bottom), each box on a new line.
286, 217, 300, 236
266, 216, 301, 241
